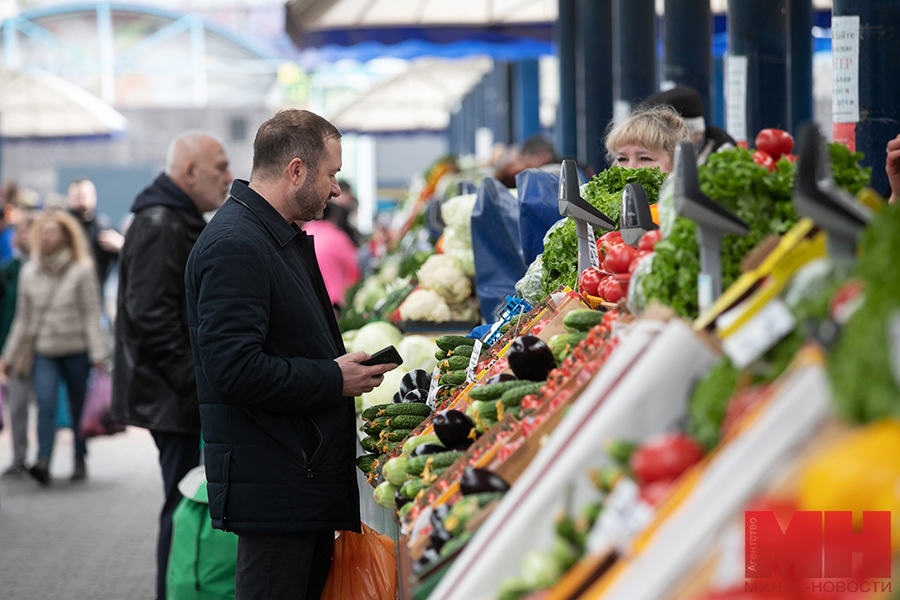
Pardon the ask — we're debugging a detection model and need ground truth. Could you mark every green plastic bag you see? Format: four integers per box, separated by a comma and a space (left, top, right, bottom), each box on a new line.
167, 466, 238, 600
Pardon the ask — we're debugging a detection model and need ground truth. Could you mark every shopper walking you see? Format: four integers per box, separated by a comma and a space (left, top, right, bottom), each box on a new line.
185, 109, 397, 600
66, 178, 124, 293
111, 131, 232, 600
0, 210, 107, 484
0, 213, 37, 477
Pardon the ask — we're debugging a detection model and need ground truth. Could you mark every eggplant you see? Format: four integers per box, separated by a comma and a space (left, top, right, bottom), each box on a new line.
506, 335, 556, 381
402, 388, 427, 404
482, 373, 517, 386
432, 409, 477, 449
395, 489, 411, 510
391, 390, 403, 404
459, 466, 511, 495
400, 369, 433, 396
414, 547, 442, 574
429, 509, 453, 552
411, 443, 446, 457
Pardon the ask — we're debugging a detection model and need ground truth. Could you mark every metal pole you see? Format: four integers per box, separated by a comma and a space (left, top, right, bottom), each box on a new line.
664, 0, 712, 118
788, 0, 813, 133
577, 0, 613, 173
513, 60, 541, 144
728, 0, 789, 143
614, 0, 657, 118
557, 0, 578, 158
832, 0, 900, 195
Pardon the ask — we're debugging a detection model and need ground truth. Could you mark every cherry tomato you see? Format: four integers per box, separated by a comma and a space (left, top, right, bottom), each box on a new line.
754, 128, 794, 160
752, 150, 775, 172
603, 244, 638, 274
629, 432, 705, 485
578, 267, 603, 297
638, 230, 662, 252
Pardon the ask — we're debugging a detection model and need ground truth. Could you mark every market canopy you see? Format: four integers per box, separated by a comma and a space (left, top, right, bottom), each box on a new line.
0, 68, 128, 139
326, 56, 493, 133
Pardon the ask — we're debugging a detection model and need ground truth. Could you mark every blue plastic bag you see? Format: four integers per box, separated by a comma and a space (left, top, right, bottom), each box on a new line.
515, 168, 563, 265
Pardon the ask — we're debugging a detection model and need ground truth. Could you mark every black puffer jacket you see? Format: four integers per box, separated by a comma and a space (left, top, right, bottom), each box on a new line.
185, 180, 359, 534
111, 174, 205, 435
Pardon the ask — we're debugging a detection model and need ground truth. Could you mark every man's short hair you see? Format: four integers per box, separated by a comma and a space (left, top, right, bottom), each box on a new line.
67, 177, 91, 189
251, 110, 341, 181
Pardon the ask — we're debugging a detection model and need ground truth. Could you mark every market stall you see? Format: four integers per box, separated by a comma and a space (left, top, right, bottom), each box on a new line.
341, 121, 896, 600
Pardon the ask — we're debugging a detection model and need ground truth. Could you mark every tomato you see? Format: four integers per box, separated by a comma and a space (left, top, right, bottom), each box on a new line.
628, 250, 651, 274
754, 128, 794, 160
578, 268, 603, 297
530, 319, 551, 335
629, 432, 705, 485
603, 244, 638, 274
603, 278, 625, 303
639, 478, 675, 507
638, 230, 662, 252
752, 150, 775, 172
783, 154, 798, 163
601, 310, 619, 329
596, 230, 624, 257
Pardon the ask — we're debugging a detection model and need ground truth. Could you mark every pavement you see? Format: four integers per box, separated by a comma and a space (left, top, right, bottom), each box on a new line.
0, 418, 162, 600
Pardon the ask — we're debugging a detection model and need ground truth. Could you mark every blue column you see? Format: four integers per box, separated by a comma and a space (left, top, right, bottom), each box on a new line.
577, 0, 613, 172
513, 60, 541, 144
665, 0, 712, 118
788, 0, 813, 133
557, 0, 578, 158
729, 0, 789, 141
832, 0, 900, 194
615, 0, 657, 111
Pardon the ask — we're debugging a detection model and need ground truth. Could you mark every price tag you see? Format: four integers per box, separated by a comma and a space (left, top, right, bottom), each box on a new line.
721, 299, 796, 369
586, 478, 655, 554
697, 273, 714, 314
426, 364, 442, 409
586, 223, 601, 269
466, 339, 484, 383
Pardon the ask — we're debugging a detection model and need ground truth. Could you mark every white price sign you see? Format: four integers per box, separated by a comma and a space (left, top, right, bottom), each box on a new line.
586, 223, 601, 270
726, 55, 748, 143
721, 299, 796, 369
426, 364, 442, 409
586, 478, 655, 554
466, 340, 484, 383
832, 16, 860, 124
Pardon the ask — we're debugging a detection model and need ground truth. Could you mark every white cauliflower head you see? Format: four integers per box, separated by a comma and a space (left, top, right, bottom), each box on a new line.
398, 288, 452, 322
416, 254, 472, 304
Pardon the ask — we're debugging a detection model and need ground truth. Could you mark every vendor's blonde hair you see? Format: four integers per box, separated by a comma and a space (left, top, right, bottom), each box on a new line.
31, 210, 93, 265
605, 106, 693, 166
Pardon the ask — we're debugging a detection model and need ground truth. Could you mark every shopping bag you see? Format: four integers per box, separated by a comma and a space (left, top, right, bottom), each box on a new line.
321, 523, 397, 600
78, 370, 126, 438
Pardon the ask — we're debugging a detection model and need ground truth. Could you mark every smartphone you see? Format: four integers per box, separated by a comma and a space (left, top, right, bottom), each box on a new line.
359, 345, 403, 367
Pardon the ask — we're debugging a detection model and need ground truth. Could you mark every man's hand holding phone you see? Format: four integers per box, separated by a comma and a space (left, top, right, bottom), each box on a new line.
335, 346, 402, 396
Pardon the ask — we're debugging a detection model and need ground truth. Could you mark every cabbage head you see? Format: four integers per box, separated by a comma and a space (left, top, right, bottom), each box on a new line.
350, 321, 403, 355
398, 335, 438, 372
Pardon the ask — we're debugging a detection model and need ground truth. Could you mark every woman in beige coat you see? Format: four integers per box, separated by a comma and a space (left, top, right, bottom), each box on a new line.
0, 211, 107, 484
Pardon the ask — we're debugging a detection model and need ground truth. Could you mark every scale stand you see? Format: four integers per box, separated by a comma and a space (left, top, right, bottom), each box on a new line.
558, 159, 616, 273
672, 142, 749, 310
793, 123, 872, 260
620, 183, 658, 247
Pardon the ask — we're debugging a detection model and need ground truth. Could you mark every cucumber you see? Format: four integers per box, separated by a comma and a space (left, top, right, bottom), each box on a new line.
382, 428, 413, 442
563, 309, 605, 333
362, 416, 390, 436
405, 451, 465, 476
468, 379, 533, 401
361, 404, 389, 421
388, 414, 427, 430
384, 403, 432, 417
436, 336, 476, 351
549, 333, 587, 363
440, 370, 468, 386
435, 349, 448, 361
400, 478, 428, 499
356, 454, 380, 473
468, 491, 505, 507
375, 440, 401, 455
450, 344, 475, 358
440, 355, 470, 372
403, 434, 442, 455
500, 382, 544, 407
473, 400, 501, 422
360, 436, 380, 454
440, 531, 475, 558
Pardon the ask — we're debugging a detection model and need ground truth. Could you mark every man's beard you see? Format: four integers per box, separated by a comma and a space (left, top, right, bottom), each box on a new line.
293, 174, 327, 221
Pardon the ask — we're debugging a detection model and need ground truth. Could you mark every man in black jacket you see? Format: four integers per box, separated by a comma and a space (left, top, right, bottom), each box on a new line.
185, 110, 396, 600
112, 132, 232, 600
67, 177, 124, 294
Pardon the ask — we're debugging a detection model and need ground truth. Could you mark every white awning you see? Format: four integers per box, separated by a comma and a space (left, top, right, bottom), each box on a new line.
0, 68, 128, 139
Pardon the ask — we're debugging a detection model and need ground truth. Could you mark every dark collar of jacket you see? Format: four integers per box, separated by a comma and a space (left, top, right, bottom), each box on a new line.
132, 173, 202, 216
228, 179, 304, 249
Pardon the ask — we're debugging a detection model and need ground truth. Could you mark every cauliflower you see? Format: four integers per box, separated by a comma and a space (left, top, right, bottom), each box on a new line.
450, 248, 476, 277
398, 288, 452, 322
448, 296, 481, 322
416, 254, 472, 304
441, 193, 477, 241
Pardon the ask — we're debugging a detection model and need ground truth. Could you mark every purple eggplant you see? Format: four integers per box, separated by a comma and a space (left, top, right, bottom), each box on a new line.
400, 369, 433, 396
432, 409, 477, 449
402, 388, 427, 404
459, 466, 511, 495
482, 373, 517, 386
506, 335, 556, 381
411, 443, 446, 457
391, 390, 403, 404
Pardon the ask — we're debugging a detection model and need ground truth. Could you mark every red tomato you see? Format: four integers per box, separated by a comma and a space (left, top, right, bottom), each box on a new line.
579, 267, 603, 297
638, 230, 662, 252
752, 150, 775, 172
603, 278, 625, 303
629, 432, 705, 485
783, 154, 798, 163
628, 250, 652, 274
596, 230, 624, 257
601, 310, 619, 329
639, 478, 675, 507
603, 244, 638, 274
754, 128, 794, 160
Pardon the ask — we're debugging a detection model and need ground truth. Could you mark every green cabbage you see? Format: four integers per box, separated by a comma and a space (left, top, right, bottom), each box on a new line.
398, 335, 438, 372
350, 321, 403, 355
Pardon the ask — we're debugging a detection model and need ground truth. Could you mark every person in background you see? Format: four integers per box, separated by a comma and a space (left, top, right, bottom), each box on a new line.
886, 133, 900, 205
186, 109, 397, 600
0, 213, 37, 477
639, 86, 736, 165
0, 210, 106, 485
302, 201, 361, 312
111, 132, 232, 600
495, 135, 560, 188
66, 177, 124, 292
605, 105, 693, 174
334, 181, 363, 247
